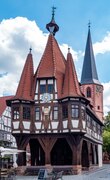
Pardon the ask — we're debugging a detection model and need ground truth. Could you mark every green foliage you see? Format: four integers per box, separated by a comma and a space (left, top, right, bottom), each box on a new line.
103, 130, 110, 153
103, 111, 110, 154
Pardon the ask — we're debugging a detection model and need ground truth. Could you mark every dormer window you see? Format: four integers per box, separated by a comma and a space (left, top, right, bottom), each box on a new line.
86, 87, 91, 98
40, 85, 46, 94
39, 79, 54, 94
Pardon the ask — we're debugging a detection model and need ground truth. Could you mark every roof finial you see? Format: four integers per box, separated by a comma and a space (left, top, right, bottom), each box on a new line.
68, 47, 70, 53
46, 7, 59, 36
52, 6, 56, 20
88, 20, 91, 29
29, 47, 32, 54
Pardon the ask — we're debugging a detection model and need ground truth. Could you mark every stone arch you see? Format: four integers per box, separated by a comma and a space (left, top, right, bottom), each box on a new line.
29, 138, 45, 166
90, 143, 94, 165
81, 140, 89, 168
51, 138, 72, 165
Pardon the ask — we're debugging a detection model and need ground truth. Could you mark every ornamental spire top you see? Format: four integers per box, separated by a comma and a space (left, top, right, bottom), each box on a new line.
46, 6, 59, 36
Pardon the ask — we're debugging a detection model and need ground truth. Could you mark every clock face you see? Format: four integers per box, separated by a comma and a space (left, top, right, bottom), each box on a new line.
96, 85, 103, 93
41, 93, 51, 102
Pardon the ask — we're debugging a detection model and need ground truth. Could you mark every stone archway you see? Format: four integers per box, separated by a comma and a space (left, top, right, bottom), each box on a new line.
29, 139, 45, 166
51, 138, 72, 165
81, 140, 89, 168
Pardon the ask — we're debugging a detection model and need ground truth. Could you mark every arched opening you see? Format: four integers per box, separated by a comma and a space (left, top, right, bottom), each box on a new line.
51, 138, 72, 165
86, 87, 91, 98
90, 143, 94, 165
95, 145, 98, 165
81, 140, 89, 168
29, 139, 45, 166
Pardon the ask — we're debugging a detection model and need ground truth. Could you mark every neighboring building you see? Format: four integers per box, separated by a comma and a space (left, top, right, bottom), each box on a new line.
0, 96, 16, 148
6, 10, 103, 174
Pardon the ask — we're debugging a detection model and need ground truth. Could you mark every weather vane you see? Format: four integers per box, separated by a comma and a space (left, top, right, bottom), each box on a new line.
29, 47, 32, 54
52, 6, 56, 19
88, 20, 91, 29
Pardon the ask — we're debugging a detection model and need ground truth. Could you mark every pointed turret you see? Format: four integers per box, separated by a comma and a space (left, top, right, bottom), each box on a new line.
81, 26, 100, 85
62, 48, 82, 97
15, 49, 34, 100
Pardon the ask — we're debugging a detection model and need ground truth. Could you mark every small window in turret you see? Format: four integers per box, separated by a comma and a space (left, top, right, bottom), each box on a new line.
86, 87, 91, 98
71, 105, 79, 118
35, 107, 40, 120
23, 107, 30, 120
13, 107, 19, 120
53, 106, 58, 120
62, 105, 68, 119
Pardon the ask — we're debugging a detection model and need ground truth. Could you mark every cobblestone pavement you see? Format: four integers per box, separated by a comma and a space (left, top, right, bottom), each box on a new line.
15, 165, 110, 180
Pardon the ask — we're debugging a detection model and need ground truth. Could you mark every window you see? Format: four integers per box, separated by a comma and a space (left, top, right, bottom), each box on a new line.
62, 105, 68, 119
81, 106, 85, 120
40, 85, 46, 94
86, 87, 91, 98
48, 84, 54, 93
23, 107, 30, 119
13, 107, 19, 120
35, 107, 40, 120
87, 114, 91, 127
53, 106, 58, 120
71, 105, 79, 118
97, 106, 100, 110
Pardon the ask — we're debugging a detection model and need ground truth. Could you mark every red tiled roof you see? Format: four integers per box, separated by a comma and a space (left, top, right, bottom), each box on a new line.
15, 53, 34, 100
0, 96, 13, 116
62, 52, 82, 97
35, 34, 66, 98
36, 34, 66, 78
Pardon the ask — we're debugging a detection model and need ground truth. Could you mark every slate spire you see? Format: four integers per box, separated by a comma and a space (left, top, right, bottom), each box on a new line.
81, 26, 100, 85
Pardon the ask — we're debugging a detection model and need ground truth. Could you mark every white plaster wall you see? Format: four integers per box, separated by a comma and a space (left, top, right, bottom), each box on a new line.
13, 122, 19, 129
51, 122, 58, 129
63, 120, 68, 129
98, 144, 102, 167
72, 120, 78, 128
23, 121, 30, 129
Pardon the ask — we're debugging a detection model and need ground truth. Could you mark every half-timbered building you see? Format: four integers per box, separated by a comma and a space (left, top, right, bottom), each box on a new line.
6, 10, 103, 174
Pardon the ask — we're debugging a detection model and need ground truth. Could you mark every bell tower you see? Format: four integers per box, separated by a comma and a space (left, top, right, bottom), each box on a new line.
80, 24, 103, 121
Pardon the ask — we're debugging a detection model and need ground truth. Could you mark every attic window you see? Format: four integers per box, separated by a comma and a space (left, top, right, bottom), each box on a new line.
86, 87, 91, 98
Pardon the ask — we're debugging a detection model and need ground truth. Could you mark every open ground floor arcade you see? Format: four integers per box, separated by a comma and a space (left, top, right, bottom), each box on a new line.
15, 134, 102, 174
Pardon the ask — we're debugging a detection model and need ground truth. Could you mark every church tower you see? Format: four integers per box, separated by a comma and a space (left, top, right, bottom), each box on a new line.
81, 25, 103, 121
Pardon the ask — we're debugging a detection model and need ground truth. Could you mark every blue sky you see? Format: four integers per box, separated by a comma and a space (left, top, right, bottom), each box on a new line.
0, 0, 110, 114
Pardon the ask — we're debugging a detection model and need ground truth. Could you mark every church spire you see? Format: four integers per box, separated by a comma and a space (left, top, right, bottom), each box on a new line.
46, 6, 59, 36
81, 25, 100, 85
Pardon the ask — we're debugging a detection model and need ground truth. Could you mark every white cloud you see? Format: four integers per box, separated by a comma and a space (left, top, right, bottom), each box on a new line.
0, 17, 78, 96
93, 31, 110, 55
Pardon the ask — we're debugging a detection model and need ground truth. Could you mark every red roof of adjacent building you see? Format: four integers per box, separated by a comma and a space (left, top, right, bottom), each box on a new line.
62, 51, 82, 98
0, 96, 13, 116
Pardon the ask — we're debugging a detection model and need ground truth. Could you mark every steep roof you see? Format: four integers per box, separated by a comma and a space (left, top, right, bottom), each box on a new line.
81, 28, 100, 85
36, 34, 66, 78
15, 52, 34, 100
0, 96, 13, 116
62, 50, 82, 97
